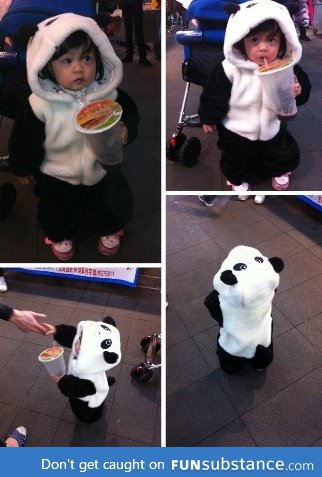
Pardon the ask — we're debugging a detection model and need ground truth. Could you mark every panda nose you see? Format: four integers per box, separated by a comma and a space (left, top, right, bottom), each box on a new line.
220, 269, 238, 285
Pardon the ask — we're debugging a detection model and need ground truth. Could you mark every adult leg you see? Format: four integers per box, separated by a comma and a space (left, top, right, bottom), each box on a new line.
121, 3, 135, 60
132, 1, 148, 62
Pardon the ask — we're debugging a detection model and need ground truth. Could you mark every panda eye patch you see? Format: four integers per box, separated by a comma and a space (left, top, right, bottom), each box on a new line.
233, 263, 247, 271
255, 256, 264, 263
101, 339, 112, 349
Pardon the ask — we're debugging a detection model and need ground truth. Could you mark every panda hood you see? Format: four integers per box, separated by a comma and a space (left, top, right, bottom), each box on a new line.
67, 318, 121, 408
223, 0, 302, 70
26, 13, 122, 103
214, 245, 284, 308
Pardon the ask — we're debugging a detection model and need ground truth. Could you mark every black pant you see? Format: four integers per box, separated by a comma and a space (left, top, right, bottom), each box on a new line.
121, 0, 146, 59
34, 170, 134, 242
217, 124, 300, 186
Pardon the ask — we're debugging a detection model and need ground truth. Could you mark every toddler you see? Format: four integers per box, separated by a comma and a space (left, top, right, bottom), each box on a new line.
9, 13, 139, 259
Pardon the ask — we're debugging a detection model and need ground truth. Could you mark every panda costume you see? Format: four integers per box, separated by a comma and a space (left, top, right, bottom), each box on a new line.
205, 245, 284, 374
53, 316, 121, 422
198, 0, 311, 187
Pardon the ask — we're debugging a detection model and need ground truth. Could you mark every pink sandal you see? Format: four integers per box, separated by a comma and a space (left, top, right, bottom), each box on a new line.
98, 229, 124, 256
44, 238, 75, 260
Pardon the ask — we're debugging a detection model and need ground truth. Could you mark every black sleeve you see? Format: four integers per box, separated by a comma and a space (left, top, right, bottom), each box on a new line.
204, 289, 224, 327
8, 100, 45, 177
54, 324, 77, 348
116, 88, 140, 144
57, 374, 96, 398
294, 64, 311, 106
198, 62, 232, 126
0, 300, 13, 321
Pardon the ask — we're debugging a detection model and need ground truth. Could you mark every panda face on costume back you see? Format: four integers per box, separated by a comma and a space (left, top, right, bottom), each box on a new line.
214, 245, 284, 308
71, 317, 121, 376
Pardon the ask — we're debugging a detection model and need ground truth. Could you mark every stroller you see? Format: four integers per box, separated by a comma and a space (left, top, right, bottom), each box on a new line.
167, 0, 233, 167
130, 333, 161, 383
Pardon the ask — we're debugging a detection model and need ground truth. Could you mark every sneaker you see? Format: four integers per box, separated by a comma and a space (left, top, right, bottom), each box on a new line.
98, 229, 124, 256
231, 182, 250, 192
139, 58, 152, 66
198, 195, 216, 206
0, 275, 8, 292
44, 238, 75, 260
238, 195, 249, 201
6, 426, 27, 447
272, 173, 290, 191
254, 195, 266, 204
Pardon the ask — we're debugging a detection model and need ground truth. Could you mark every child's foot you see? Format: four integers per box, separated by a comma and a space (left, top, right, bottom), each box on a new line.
0, 275, 8, 292
44, 238, 75, 260
229, 182, 250, 193
272, 173, 290, 191
98, 229, 124, 256
238, 195, 249, 201
254, 195, 266, 204
5, 426, 27, 447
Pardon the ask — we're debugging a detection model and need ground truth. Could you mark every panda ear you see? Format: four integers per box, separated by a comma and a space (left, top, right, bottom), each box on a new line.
269, 257, 284, 273
224, 2, 241, 15
103, 351, 119, 364
17, 24, 38, 42
220, 270, 238, 285
102, 316, 117, 327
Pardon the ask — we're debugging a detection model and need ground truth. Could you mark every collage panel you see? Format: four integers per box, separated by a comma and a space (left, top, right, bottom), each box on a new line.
0, 266, 161, 447
0, 0, 160, 263
166, 0, 321, 192
166, 194, 322, 446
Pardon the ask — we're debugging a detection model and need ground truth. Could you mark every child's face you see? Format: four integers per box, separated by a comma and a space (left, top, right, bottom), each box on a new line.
50, 46, 97, 91
244, 30, 282, 66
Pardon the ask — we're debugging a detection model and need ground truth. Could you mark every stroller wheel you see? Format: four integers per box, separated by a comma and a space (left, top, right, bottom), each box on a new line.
166, 132, 187, 161
140, 336, 161, 353
130, 364, 153, 383
178, 137, 201, 167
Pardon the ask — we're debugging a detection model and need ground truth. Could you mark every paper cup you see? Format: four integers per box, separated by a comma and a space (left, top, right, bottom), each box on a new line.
255, 58, 297, 120
75, 99, 123, 164
38, 346, 66, 376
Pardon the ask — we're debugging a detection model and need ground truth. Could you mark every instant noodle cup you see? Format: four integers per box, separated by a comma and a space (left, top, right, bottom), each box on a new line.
38, 346, 66, 376
255, 58, 297, 120
75, 99, 123, 165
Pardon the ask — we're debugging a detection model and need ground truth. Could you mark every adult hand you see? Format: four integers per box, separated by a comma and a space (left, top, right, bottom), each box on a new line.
9, 309, 52, 334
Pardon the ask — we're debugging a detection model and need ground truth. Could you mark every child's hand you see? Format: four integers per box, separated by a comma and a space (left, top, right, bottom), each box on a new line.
293, 75, 301, 97
17, 176, 32, 186
43, 323, 57, 336
119, 122, 128, 145
202, 124, 216, 134
51, 374, 64, 384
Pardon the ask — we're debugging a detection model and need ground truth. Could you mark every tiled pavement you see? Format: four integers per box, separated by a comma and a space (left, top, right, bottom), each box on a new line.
166, 194, 322, 446
0, 269, 161, 446
166, 27, 322, 192
0, 40, 161, 263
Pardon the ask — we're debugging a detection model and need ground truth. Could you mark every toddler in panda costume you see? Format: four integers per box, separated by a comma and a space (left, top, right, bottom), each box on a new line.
204, 245, 284, 374
46, 316, 121, 422
199, 0, 311, 192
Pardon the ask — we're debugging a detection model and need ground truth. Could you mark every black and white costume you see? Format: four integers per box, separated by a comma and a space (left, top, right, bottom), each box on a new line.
9, 13, 139, 242
204, 245, 284, 374
198, 0, 311, 186
54, 316, 121, 422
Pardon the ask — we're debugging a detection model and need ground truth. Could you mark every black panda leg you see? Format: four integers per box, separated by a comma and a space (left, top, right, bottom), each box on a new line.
217, 342, 246, 374
249, 341, 273, 370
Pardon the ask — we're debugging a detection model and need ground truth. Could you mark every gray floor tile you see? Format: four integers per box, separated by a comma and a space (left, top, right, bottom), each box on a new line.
197, 419, 256, 447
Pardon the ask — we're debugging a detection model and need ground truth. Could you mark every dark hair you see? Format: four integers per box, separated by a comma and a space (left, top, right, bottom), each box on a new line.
39, 30, 104, 82
233, 20, 287, 59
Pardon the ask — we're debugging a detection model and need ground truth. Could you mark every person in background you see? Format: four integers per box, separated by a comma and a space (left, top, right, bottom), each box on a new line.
119, 0, 152, 65
0, 426, 27, 447
294, 0, 311, 40
0, 299, 50, 334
